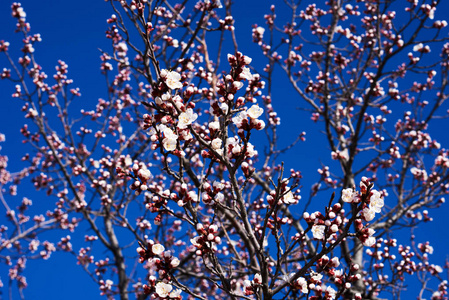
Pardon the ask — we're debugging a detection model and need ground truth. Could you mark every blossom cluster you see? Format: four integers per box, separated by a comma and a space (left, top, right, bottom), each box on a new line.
137, 240, 182, 299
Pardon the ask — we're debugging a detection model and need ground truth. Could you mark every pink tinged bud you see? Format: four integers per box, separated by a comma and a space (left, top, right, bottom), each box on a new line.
331, 257, 340, 267
255, 119, 265, 130
331, 224, 338, 232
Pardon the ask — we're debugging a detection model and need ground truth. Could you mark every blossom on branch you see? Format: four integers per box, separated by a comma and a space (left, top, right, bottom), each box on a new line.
162, 69, 183, 90
312, 224, 326, 240
177, 108, 198, 129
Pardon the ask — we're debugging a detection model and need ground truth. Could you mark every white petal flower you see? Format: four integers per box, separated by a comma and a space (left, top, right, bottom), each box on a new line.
312, 224, 325, 240
282, 191, 296, 204
364, 236, 376, 247
209, 121, 220, 130
253, 273, 262, 284
155, 282, 172, 298
233, 81, 244, 90
232, 111, 247, 125
169, 289, 182, 298
311, 272, 323, 282
170, 257, 180, 267
243, 55, 252, 65
160, 125, 177, 139
211, 138, 222, 150
124, 156, 133, 166
369, 190, 384, 213
162, 138, 177, 151
138, 168, 152, 180
177, 108, 198, 129
164, 70, 183, 89
240, 67, 254, 80
214, 192, 224, 202
331, 257, 340, 267
152, 244, 165, 256
188, 191, 198, 202
296, 277, 308, 294
219, 102, 229, 114
326, 286, 337, 299
362, 207, 376, 221
342, 188, 355, 203
243, 279, 252, 288
247, 105, 263, 119
190, 236, 201, 247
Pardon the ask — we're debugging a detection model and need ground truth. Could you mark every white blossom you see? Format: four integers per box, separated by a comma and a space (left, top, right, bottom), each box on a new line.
211, 138, 222, 150
233, 81, 244, 90
364, 236, 376, 247
190, 236, 200, 247
171, 257, 180, 267
169, 289, 182, 298
209, 121, 220, 130
255, 26, 265, 36
369, 190, 384, 213
342, 188, 355, 203
232, 111, 247, 125
155, 282, 172, 298
162, 138, 177, 151
188, 191, 198, 202
296, 277, 308, 293
282, 191, 296, 204
177, 108, 198, 129
214, 192, 224, 202
311, 272, 323, 282
326, 286, 337, 299
312, 224, 325, 240
137, 168, 151, 180
246, 143, 258, 157
247, 104, 263, 119
243, 55, 252, 65
363, 207, 376, 221
240, 67, 254, 80
219, 102, 229, 114
160, 125, 178, 151
152, 244, 165, 256
164, 70, 183, 89
413, 43, 424, 52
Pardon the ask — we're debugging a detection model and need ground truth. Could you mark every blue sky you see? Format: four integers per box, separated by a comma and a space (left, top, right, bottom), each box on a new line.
1, 0, 448, 299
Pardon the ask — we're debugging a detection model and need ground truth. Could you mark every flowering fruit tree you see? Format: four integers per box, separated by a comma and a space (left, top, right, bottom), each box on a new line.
1, 0, 448, 299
